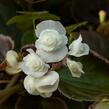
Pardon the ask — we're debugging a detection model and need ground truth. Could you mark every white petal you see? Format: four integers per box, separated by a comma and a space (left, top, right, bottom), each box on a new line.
68, 34, 90, 57
35, 20, 66, 37
69, 35, 82, 51
20, 48, 50, 78
36, 46, 68, 63
24, 75, 39, 95
35, 71, 59, 93
26, 48, 35, 54
5, 66, 21, 75
66, 58, 84, 78
35, 29, 68, 52
20, 62, 49, 78
5, 50, 21, 75
6, 50, 18, 67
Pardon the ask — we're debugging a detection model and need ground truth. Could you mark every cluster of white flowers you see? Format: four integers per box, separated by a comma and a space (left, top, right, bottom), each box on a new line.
6, 20, 90, 98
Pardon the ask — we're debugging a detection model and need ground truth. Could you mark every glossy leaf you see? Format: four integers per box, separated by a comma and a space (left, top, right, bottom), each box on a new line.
58, 54, 109, 101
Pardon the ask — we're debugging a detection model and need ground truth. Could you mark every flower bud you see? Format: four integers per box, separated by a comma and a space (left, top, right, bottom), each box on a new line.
66, 58, 84, 78
68, 34, 90, 57
98, 10, 106, 24
5, 50, 21, 75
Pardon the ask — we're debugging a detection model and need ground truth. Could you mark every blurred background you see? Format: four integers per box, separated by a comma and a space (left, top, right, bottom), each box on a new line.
0, 0, 109, 48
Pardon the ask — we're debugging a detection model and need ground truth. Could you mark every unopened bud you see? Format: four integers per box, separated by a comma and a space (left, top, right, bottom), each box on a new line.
98, 10, 106, 24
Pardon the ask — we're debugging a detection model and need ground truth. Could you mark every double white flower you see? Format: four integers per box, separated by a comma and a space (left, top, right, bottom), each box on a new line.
35, 20, 68, 63
20, 49, 50, 78
24, 71, 59, 98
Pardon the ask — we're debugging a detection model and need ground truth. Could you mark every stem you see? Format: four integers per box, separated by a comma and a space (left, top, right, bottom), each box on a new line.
0, 80, 9, 84
0, 73, 23, 104
32, 18, 37, 40
0, 83, 23, 104
6, 73, 21, 88
32, 19, 36, 34
68, 34, 73, 45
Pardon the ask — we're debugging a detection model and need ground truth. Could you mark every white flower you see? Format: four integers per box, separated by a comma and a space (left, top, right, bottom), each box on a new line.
20, 49, 50, 78
36, 29, 67, 52
68, 34, 90, 57
66, 58, 84, 78
24, 71, 59, 98
35, 20, 66, 37
24, 75, 39, 95
35, 71, 59, 95
35, 20, 68, 63
5, 50, 21, 75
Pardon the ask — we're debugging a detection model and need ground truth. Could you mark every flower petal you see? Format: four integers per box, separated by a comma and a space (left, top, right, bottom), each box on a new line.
36, 46, 68, 63
35, 71, 59, 93
68, 34, 90, 57
35, 29, 68, 52
6, 50, 18, 67
5, 66, 21, 75
66, 58, 84, 78
35, 20, 66, 37
5, 50, 21, 75
20, 62, 49, 78
20, 48, 50, 78
24, 75, 39, 95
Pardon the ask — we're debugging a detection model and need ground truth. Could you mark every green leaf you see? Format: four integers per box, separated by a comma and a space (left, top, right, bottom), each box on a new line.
21, 30, 36, 46
7, 11, 60, 31
65, 21, 88, 34
58, 55, 109, 101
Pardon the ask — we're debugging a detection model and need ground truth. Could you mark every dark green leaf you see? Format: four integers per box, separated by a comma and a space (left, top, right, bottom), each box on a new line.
65, 21, 88, 34
15, 95, 68, 109
21, 30, 36, 46
58, 55, 109, 101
